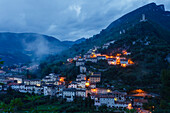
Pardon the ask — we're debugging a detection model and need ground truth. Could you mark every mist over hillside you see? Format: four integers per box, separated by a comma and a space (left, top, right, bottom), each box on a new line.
0, 3, 169, 65
0, 33, 85, 65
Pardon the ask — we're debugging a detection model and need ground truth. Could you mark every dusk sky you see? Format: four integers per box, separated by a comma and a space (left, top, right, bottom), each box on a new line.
0, 0, 169, 41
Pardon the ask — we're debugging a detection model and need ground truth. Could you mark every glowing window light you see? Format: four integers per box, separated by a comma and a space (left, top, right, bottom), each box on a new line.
85, 82, 90, 87
107, 89, 111, 93
114, 98, 117, 101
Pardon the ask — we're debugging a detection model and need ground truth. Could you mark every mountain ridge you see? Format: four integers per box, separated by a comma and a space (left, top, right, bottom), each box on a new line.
0, 32, 85, 65
44, 2, 170, 63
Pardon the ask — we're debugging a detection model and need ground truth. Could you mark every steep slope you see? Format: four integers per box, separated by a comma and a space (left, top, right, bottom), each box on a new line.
38, 3, 170, 89
99, 21, 170, 86
49, 2, 170, 62
103, 2, 170, 42
107, 3, 170, 30
0, 33, 68, 65
91, 2, 170, 44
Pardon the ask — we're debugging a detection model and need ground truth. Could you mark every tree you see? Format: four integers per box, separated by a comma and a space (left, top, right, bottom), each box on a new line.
125, 108, 137, 113
160, 69, 170, 109
0, 102, 7, 110
10, 98, 23, 111
0, 58, 4, 68
98, 105, 108, 112
25, 95, 43, 106
0, 102, 14, 112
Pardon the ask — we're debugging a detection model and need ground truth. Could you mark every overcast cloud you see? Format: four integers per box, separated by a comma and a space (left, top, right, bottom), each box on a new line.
0, 0, 169, 41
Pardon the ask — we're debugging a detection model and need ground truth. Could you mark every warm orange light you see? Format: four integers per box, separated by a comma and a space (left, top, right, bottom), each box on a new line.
122, 50, 127, 55
128, 59, 134, 64
90, 54, 96, 58
127, 103, 133, 110
36, 84, 41, 86
116, 54, 121, 56
116, 57, 120, 65
105, 55, 109, 59
59, 77, 65, 82
85, 82, 90, 87
111, 62, 116, 65
131, 89, 145, 94
116, 57, 120, 59
122, 50, 126, 53
107, 89, 111, 92
121, 64, 127, 67
135, 89, 144, 93
17, 81, 22, 84
114, 98, 117, 101
91, 89, 97, 93
109, 56, 114, 58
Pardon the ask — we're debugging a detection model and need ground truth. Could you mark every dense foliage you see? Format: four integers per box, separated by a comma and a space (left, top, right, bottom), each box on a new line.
39, 22, 170, 92
1, 89, 125, 112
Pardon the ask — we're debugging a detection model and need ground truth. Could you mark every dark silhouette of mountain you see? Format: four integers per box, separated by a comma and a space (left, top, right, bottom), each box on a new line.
1, 3, 170, 65
62, 2, 170, 59
91, 2, 170, 44
107, 2, 169, 30
0, 32, 69, 65
62, 38, 86, 47
74, 38, 86, 44
40, 3, 170, 89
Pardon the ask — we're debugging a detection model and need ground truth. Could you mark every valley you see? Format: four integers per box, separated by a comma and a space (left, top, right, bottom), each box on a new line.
0, 2, 170, 113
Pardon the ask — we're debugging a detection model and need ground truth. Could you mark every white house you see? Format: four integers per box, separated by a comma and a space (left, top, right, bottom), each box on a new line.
108, 58, 117, 65
68, 82, 77, 89
76, 61, 85, 66
34, 86, 43, 95
24, 79, 41, 86
43, 85, 56, 96
111, 91, 127, 102
114, 101, 129, 108
85, 58, 97, 63
83, 53, 91, 58
10, 83, 20, 91
25, 85, 35, 93
63, 88, 76, 102
94, 95, 115, 107
76, 89, 86, 98
94, 94, 129, 109
42, 74, 57, 84
7, 76, 23, 84
77, 80, 86, 89
55, 85, 65, 97
76, 74, 86, 81
80, 66, 87, 73
97, 56, 106, 61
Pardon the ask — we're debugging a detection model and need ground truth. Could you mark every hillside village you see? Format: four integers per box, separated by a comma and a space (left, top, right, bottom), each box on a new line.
0, 42, 159, 112
0, 69, 157, 112
68, 45, 134, 68
0, 12, 168, 112
0, 1, 169, 112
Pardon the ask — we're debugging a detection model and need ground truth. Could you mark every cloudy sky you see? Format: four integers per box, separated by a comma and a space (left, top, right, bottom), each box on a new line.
0, 0, 169, 41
